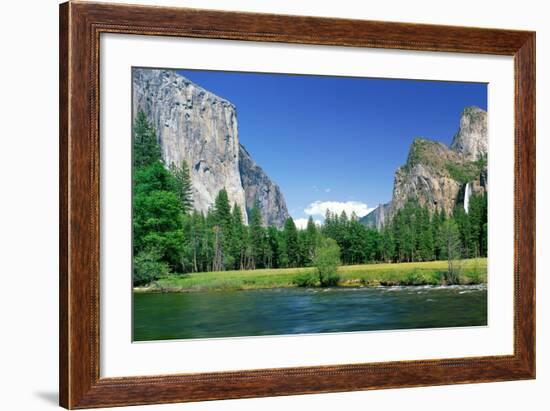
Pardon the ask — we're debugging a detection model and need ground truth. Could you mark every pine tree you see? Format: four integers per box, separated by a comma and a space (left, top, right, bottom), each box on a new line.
417, 206, 434, 261
266, 226, 281, 268
454, 206, 473, 258
467, 193, 487, 257
380, 225, 396, 262
347, 220, 366, 264
132, 179, 183, 269
212, 225, 223, 272
296, 230, 308, 267
364, 228, 381, 262
169, 160, 193, 214
434, 208, 448, 260
249, 202, 265, 269
283, 217, 299, 267
394, 202, 415, 262
212, 189, 234, 269
204, 209, 216, 271
304, 216, 318, 265
231, 204, 245, 270
133, 110, 161, 168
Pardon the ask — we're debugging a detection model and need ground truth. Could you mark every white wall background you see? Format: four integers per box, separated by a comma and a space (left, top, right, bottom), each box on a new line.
0, 0, 547, 410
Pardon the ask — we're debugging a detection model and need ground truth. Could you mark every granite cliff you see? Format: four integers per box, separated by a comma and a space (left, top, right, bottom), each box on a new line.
132, 68, 289, 227
451, 106, 488, 161
361, 106, 487, 229
239, 145, 290, 228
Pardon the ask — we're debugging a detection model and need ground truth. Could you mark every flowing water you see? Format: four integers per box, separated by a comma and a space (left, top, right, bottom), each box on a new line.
464, 182, 472, 213
133, 285, 487, 341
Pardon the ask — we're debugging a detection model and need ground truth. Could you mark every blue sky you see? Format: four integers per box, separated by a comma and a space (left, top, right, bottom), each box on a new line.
177, 69, 487, 227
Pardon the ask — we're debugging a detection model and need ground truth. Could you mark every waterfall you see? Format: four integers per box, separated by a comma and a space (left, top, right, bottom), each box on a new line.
464, 182, 471, 214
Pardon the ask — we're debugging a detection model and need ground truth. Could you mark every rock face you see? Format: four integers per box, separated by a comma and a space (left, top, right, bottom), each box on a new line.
361, 106, 487, 228
391, 138, 465, 216
239, 145, 289, 227
451, 106, 488, 161
133, 68, 289, 227
360, 202, 391, 230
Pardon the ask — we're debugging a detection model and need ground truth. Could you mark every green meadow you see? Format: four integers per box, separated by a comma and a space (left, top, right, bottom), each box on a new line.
134, 257, 487, 293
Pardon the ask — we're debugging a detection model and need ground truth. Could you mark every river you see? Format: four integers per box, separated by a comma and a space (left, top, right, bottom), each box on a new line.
133, 285, 487, 341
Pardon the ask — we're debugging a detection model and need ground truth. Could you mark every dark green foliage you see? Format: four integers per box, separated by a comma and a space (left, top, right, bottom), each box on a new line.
432, 209, 446, 260
468, 193, 488, 257
133, 189, 183, 266
133, 161, 177, 196
248, 203, 266, 269
169, 160, 194, 214
133, 248, 171, 286
379, 226, 395, 262
391, 200, 419, 262
231, 205, 246, 270
132, 159, 183, 272
417, 207, 435, 261
133, 110, 161, 168
265, 226, 281, 268
282, 217, 299, 267
211, 189, 234, 270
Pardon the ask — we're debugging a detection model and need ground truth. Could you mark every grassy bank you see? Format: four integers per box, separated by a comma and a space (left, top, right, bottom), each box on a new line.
134, 258, 487, 293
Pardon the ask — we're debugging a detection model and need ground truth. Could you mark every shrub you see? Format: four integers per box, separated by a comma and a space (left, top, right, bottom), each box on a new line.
133, 248, 171, 286
322, 272, 341, 287
404, 269, 427, 286
314, 237, 341, 287
293, 272, 318, 287
441, 267, 461, 285
465, 260, 484, 284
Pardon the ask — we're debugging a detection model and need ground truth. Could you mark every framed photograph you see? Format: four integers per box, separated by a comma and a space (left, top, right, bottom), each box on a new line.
59, 2, 535, 408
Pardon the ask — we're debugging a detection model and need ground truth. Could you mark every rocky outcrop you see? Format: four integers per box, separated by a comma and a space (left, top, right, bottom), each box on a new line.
361, 106, 487, 228
391, 138, 465, 216
239, 145, 289, 227
451, 106, 488, 161
133, 68, 289, 227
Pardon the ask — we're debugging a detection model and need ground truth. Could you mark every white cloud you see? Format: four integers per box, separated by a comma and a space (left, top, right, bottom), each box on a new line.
304, 201, 375, 219
294, 218, 322, 230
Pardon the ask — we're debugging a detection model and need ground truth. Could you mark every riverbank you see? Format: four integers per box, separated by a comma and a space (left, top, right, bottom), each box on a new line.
134, 258, 487, 293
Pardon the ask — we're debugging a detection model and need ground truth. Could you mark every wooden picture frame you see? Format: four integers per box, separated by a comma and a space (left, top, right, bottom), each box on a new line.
59, 1, 535, 408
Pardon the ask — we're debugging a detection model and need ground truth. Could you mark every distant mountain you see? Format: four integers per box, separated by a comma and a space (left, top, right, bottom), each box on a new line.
360, 106, 487, 229
239, 144, 289, 228
132, 68, 289, 227
360, 202, 392, 230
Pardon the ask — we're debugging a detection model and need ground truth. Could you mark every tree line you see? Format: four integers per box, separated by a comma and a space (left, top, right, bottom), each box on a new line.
132, 111, 488, 285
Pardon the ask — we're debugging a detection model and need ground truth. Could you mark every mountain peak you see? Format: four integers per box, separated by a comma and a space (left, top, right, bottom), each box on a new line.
451, 106, 487, 161
132, 68, 235, 109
